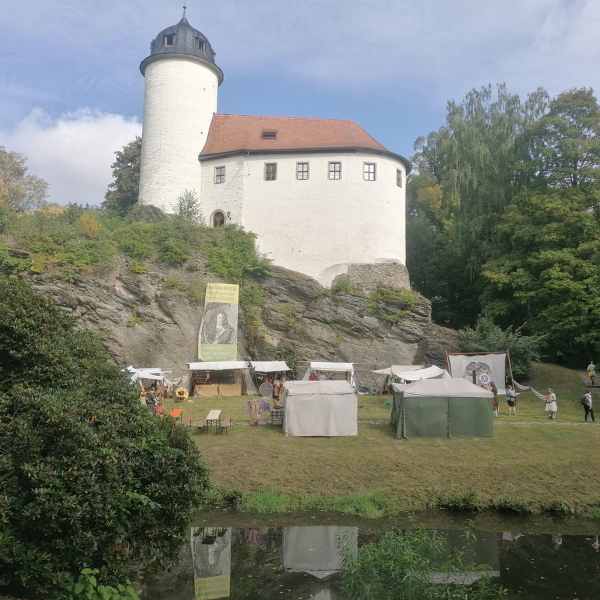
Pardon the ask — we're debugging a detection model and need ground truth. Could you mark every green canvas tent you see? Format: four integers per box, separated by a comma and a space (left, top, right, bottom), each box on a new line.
392, 378, 494, 439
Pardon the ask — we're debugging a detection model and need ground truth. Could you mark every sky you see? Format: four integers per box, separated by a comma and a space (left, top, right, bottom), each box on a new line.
2, 0, 600, 205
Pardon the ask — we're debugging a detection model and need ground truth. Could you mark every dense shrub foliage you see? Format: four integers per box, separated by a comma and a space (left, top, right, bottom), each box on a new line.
0, 278, 209, 598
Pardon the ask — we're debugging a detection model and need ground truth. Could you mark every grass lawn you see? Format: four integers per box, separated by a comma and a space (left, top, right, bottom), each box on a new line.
165, 363, 600, 517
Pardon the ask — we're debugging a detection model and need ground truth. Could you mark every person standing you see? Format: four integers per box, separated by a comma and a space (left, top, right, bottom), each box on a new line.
545, 388, 558, 420
506, 384, 518, 416
490, 381, 499, 416
587, 361, 596, 386
582, 390, 595, 422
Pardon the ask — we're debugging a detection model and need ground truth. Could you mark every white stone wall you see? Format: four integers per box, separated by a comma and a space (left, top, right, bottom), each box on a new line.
139, 57, 218, 213
201, 151, 406, 285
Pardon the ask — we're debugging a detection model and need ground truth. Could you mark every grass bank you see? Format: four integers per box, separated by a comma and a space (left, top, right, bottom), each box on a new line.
166, 363, 600, 518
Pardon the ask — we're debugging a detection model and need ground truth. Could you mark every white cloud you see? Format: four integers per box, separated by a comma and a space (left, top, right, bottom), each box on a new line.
1, 109, 141, 206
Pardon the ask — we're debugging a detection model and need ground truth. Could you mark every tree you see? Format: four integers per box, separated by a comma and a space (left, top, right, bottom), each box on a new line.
482, 189, 600, 364
0, 277, 209, 597
103, 138, 142, 215
0, 147, 48, 211
176, 189, 204, 224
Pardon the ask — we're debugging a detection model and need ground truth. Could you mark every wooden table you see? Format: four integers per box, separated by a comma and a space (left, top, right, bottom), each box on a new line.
206, 409, 222, 431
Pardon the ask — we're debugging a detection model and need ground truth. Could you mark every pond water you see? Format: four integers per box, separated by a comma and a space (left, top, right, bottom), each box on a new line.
141, 514, 600, 600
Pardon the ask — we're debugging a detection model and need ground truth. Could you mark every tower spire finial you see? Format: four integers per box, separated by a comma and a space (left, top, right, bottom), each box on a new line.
182, 5, 187, 19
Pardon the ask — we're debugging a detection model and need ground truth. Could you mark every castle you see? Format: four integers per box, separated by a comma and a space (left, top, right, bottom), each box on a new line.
138, 11, 410, 287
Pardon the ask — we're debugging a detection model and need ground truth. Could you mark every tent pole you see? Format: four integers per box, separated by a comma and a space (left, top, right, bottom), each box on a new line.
507, 349, 516, 410
445, 351, 451, 375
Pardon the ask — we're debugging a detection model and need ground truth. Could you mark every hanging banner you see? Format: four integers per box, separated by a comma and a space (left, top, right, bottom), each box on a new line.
198, 283, 239, 361
448, 353, 507, 395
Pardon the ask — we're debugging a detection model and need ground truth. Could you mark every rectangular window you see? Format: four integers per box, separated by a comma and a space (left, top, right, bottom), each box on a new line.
264, 162, 277, 181
296, 161, 309, 180
163, 34, 175, 47
262, 130, 277, 140
194, 37, 205, 51
328, 161, 342, 180
363, 162, 376, 181
214, 166, 225, 184
396, 169, 403, 187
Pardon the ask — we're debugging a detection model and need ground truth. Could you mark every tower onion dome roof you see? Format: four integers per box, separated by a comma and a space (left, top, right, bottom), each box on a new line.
140, 14, 223, 84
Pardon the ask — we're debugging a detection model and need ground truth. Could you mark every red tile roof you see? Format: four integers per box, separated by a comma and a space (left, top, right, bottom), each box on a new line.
201, 114, 390, 156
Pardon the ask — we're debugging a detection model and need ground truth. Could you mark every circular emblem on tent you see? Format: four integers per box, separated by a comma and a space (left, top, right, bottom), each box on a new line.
478, 372, 491, 385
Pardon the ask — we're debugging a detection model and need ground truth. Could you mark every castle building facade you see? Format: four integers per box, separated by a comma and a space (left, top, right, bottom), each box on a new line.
138, 13, 410, 286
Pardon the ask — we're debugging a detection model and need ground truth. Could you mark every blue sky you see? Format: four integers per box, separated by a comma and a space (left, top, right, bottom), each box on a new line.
2, 0, 600, 204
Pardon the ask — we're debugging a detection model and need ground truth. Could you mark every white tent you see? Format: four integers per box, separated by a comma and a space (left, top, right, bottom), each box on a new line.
302, 361, 356, 387
402, 378, 493, 398
373, 365, 448, 381
250, 361, 290, 373
283, 380, 357, 437
283, 526, 358, 579
126, 366, 170, 384
373, 364, 424, 376
187, 361, 249, 371
448, 352, 507, 395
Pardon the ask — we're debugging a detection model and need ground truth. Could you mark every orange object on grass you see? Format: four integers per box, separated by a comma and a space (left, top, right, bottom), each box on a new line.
169, 408, 183, 419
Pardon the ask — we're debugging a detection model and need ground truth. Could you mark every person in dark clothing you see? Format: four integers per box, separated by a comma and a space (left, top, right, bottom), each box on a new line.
582, 390, 595, 422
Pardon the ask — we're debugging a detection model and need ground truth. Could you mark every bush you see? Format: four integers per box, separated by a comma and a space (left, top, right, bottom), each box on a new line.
458, 317, 542, 378
368, 286, 420, 324
0, 277, 209, 597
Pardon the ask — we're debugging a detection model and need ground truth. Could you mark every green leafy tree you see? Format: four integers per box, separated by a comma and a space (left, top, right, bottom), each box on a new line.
103, 138, 142, 215
0, 147, 48, 211
176, 189, 204, 224
0, 277, 209, 598
482, 190, 600, 364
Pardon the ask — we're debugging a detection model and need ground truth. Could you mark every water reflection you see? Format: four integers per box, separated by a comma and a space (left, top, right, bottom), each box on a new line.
142, 524, 600, 600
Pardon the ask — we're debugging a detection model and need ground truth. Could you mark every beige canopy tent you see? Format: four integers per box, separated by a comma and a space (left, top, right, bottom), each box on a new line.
250, 361, 291, 373
187, 361, 257, 396
373, 365, 448, 381
303, 361, 356, 387
392, 378, 494, 438
283, 380, 357, 437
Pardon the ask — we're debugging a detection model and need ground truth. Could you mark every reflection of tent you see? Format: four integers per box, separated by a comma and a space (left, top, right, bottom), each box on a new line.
190, 527, 231, 600
373, 365, 449, 381
283, 526, 358, 579
187, 361, 257, 397
392, 378, 494, 438
283, 381, 357, 437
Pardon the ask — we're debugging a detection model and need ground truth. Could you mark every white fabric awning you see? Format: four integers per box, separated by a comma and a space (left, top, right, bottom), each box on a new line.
372, 365, 425, 376
400, 378, 493, 398
396, 365, 449, 381
309, 361, 353, 372
188, 361, 249, 371
251, 361, 290, 372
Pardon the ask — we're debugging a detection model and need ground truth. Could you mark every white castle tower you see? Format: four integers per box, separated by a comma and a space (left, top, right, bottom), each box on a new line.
138, 9, 223, 212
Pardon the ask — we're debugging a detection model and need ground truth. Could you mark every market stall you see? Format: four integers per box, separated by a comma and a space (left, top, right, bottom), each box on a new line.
283, 380, 357, 437
302, 362, 356, 387
187, 361, 257, 397
391, 378, 494, 439
373, 364, 448, 393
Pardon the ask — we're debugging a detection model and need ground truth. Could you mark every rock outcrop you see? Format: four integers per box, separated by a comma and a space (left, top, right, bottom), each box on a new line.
26, 259, 458, 383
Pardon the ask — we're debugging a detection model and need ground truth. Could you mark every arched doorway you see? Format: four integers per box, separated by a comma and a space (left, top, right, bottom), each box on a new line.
212, 210, 225, 227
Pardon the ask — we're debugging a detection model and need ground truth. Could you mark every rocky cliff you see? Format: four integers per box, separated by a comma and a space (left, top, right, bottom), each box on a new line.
24, 257, 457, 384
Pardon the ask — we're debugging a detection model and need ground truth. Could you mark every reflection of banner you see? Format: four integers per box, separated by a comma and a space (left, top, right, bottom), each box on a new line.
198, 284, 239, 361
448, 353, 507, 395
191, 527, 231, 600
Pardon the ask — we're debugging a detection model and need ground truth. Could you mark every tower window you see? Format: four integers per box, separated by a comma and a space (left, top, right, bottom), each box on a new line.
396, 169, 403, 187
212, 210, 226, 227
264, 162, 277, 181
296, 162, 309, 180
262, 130, 277, 140
328, 161, 342, 180
163, 34, 175, 47
194, 37, 205, 51
363, 162, 376, 181
214, 166, 225, 184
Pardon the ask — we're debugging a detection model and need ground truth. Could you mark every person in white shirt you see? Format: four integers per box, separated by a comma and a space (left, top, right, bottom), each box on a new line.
544, 388, 558, 420
582, 390, 595, 422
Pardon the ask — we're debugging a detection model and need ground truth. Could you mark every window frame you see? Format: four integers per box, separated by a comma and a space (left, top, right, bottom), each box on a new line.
363, 162, 377, 182
396, 168, 403, 188
194, 37, 205, 51
328, 161, 342, 180
163, 33, 175, 47
264, 162, 278, 181
296, 161, 310, 181
214, 165, 226, 185
262, 130, 278, 140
